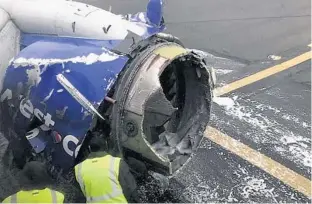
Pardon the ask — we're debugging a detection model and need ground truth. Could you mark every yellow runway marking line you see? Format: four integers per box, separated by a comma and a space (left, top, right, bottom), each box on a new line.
214, 51, 312, 96
205, 127, 312, 198
209, 51, 312, 197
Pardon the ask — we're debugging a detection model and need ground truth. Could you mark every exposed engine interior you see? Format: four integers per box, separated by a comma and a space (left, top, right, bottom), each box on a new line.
87, 38, 214, 175
148, 56, 211, 164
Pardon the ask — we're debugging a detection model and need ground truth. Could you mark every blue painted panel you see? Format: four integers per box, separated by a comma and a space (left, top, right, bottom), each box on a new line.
1, 40, 128, 169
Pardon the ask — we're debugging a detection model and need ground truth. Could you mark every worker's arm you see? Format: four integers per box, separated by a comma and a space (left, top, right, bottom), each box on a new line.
118, 160, 141, 203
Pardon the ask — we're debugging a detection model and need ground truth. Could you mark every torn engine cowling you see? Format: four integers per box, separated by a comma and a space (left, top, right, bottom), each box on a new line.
95, 36, 214, 175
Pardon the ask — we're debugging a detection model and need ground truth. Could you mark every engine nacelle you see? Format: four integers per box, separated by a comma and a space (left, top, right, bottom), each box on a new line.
108, 38, 214, 174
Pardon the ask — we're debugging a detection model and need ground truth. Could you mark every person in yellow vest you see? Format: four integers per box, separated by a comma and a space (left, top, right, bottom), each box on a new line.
2, 161, 64, 203
74, 137, 140, 203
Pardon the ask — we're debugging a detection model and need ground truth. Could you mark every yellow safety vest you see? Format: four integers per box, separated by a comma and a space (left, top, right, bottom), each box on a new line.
74, 155, 128, 203
2, 188, 64, 203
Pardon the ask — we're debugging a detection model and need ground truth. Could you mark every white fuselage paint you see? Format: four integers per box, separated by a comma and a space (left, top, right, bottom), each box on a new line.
13, 51, 120, 68
19, 98, 55, 128
0, 88, 12, 102
0, 88, 81, 157
0, 0, 148, 41
62, 135, 80, 157
0, 0, 128, 40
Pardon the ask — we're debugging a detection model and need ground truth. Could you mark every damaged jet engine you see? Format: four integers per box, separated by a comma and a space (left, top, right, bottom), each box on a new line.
0, 0, 215, 176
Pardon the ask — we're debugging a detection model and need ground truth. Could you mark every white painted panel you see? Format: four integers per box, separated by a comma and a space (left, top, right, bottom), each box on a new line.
0, 20, 20, 92
0, 8, 9, 30
0, 0, 129, 40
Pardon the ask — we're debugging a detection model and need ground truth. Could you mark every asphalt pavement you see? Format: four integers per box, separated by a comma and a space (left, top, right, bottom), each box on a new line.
81, 0, 310, 62
78, 0, 311, 202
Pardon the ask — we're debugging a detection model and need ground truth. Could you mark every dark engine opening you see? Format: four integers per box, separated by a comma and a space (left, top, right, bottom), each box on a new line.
141, 53, 212, 173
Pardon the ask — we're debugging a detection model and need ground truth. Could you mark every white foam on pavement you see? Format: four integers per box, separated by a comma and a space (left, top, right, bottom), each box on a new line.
213, 96, 311, 170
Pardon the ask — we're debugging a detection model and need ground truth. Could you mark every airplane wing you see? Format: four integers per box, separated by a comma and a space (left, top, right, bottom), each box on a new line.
0, 0, 165, 49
